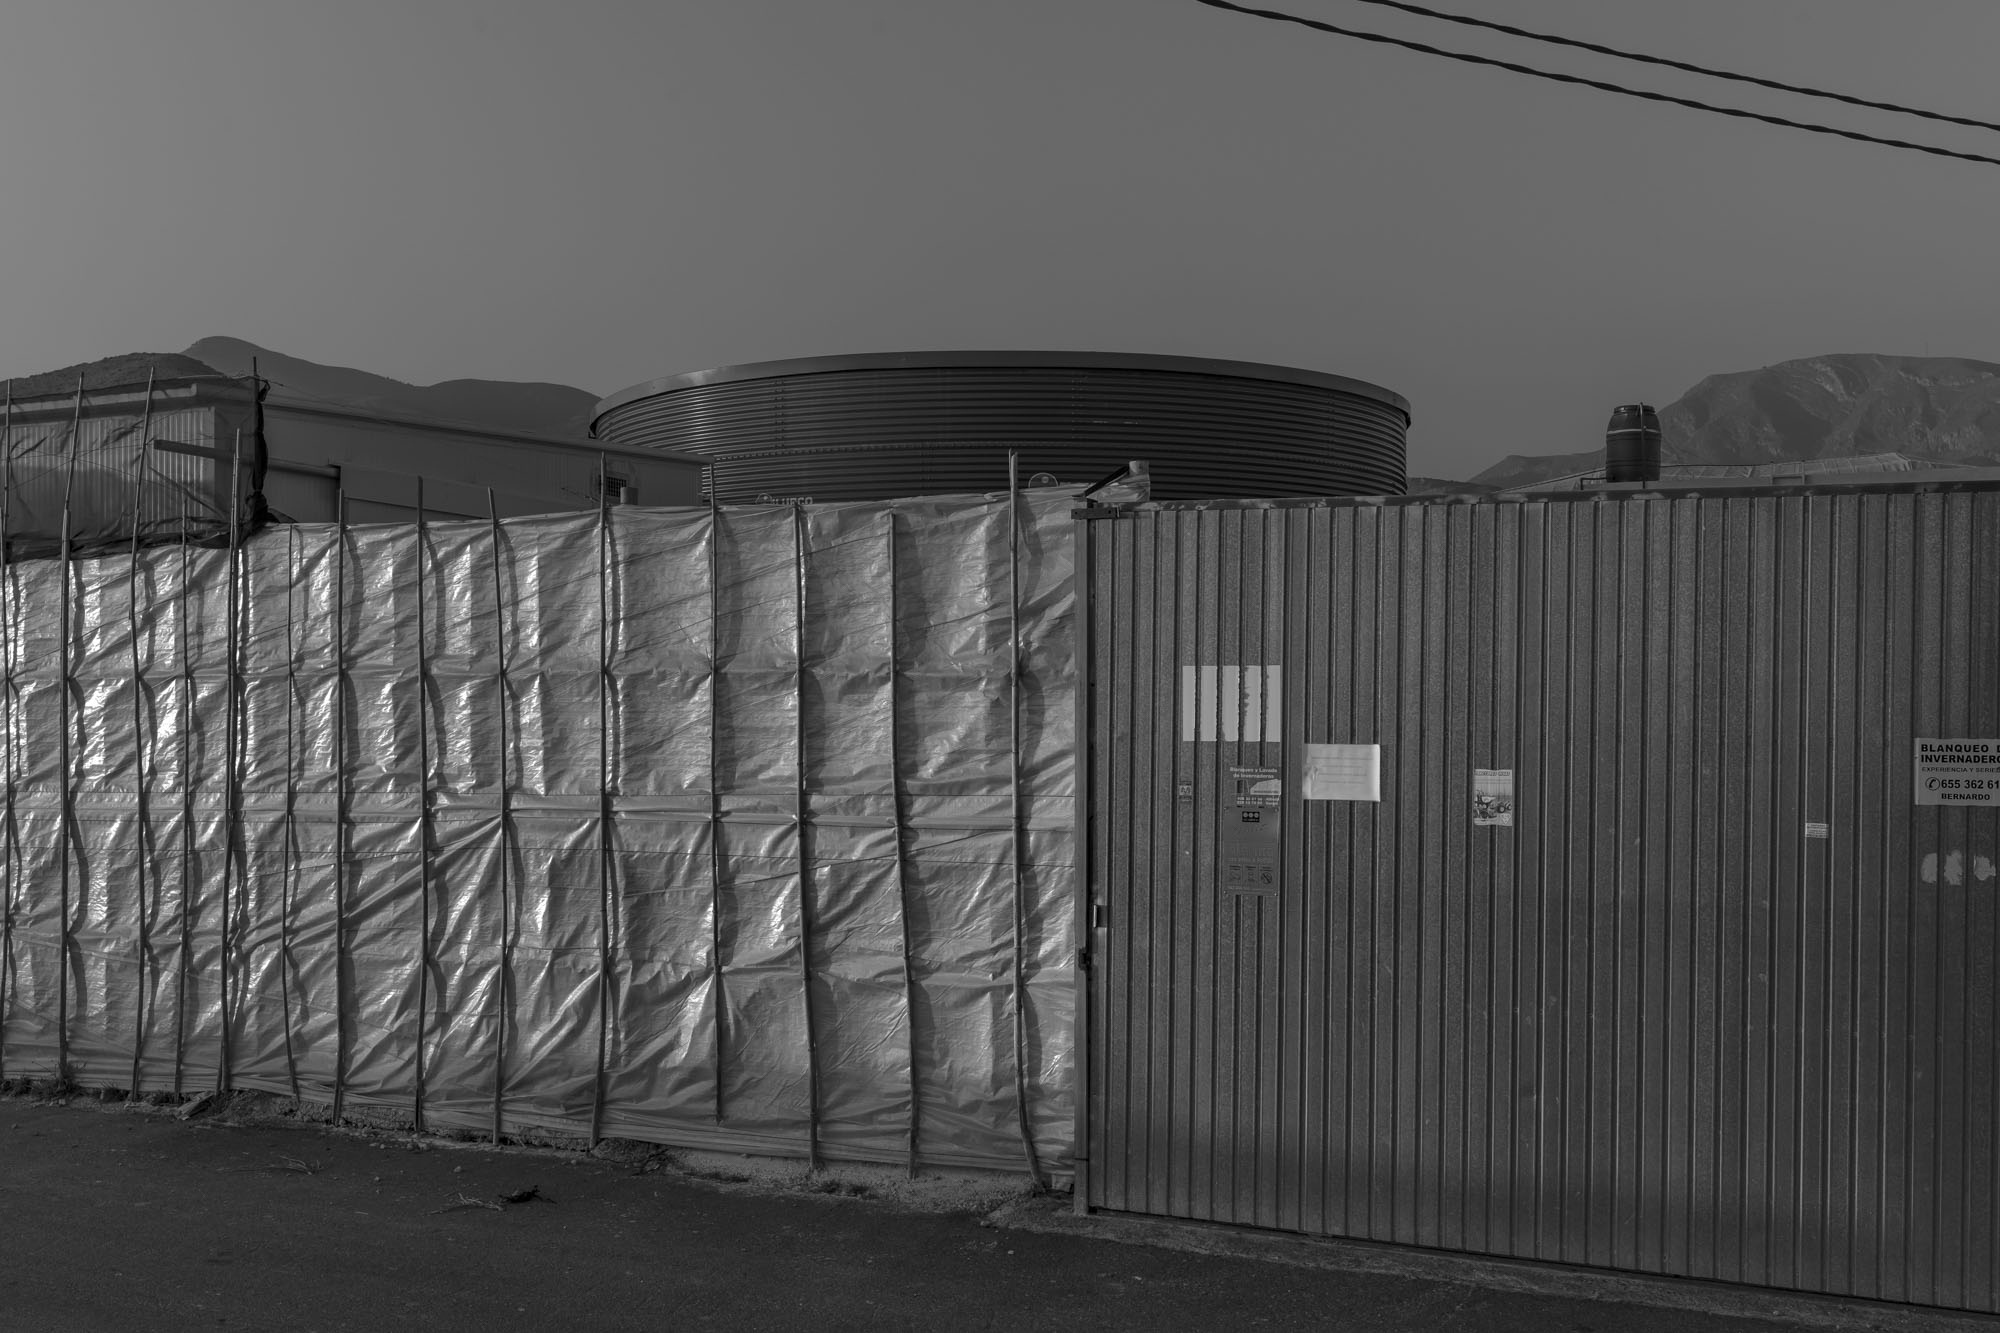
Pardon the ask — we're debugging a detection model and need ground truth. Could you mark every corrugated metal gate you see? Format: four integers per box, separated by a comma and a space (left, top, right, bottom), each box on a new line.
1079, 487, 2000, 1312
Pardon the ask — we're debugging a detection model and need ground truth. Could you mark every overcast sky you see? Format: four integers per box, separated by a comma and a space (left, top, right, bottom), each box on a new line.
3, 0, 1997, 478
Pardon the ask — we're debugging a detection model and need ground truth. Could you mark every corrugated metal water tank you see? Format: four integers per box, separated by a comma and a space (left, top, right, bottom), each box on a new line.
590, 352, 1410, 501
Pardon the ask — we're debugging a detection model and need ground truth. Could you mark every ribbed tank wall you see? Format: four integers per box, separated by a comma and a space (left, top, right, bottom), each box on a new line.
591, 357, 1409, 502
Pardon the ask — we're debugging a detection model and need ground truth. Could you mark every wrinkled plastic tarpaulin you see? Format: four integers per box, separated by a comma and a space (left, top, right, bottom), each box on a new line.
0, 492, 1077, 1176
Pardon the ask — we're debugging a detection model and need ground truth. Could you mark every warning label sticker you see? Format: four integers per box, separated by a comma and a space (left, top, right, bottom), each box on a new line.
1223, 765, 1281, 890
1914, 738, 2000, 806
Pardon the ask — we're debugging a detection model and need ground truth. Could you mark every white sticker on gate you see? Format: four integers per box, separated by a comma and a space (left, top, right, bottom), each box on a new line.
1303, 743, 1380, 802
1180, 665, 1282, 742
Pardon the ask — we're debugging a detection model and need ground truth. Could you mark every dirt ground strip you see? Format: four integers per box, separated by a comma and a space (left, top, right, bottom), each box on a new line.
0, 1086, 1986, 1332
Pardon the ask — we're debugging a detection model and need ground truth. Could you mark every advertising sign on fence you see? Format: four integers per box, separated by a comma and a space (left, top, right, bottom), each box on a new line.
1914, 738, 2000, 805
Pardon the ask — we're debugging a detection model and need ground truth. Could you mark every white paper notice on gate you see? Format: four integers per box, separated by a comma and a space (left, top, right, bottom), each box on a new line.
1303, 744, 1380, 801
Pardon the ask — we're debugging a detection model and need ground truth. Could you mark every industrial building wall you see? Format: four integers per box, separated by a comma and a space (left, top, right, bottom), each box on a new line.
258, 404, 702, 524
0, 492, 1075, 1176
1083, 488, 2000, 1312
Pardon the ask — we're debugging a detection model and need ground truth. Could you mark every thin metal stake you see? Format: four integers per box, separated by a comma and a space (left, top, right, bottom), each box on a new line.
55, 374, 84, 1083
127, 371, 157, 1094
330, 487, 351, 1124
706, 491, 726, 1122
589, 455, 613, 1147
1069, 497, 1096, 1215
486, 488, 513, 1144
412, 479, 434, 1131
172, 510, 194, 1098
278, 524, 303, 1104
0, 381, 15, 1083
1006, 452, 1045, 1189
793, 500, 821, 1170
218, 428, 244, 1090
885, 509, 920, 1176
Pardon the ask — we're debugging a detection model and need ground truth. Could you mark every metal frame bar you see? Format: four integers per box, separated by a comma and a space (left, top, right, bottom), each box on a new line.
1007, 454, 1046, 1188
126, 372, 157, 1093
1069, 498, 1096, 1213
218, 428, 245, 1090
411, 478, 434, 1129
707, 491, 726, 1122
0, 383, 14, 1082
793, 500, 821, 1170
485, 488, 514, 1144
886, 507, 920, 1176
589, 456, 614, 1146
330, 487, 351, 1123
55, 376, 83, 1082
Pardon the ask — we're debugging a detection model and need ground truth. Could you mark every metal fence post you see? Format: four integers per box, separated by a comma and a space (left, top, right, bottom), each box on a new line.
278, 523, 302, 1104
55, 376, 84, 1083
885, 507, 920, 1176
411, 479, 434, 1130
1008, 453, 1046, 1188
126, 372, 157, 1093
590, 458, 614, 1147
485, 488, 514, 1144
1070, 496, 1096, 1213
218, 428, 246, 1090
0, 383, 15, 1082
707, 493, 727, 1123
172, 511, 195, 1098
793, 500, 821, 1170
331, 487, 351, 1125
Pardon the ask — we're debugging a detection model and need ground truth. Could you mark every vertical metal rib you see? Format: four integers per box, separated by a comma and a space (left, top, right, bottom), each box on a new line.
278, 523, 302, 1104
56, 375, 83, 1083
0, 382, 14, 1083
485, 489, 513, 1144
884, 507, 919, 1176
1070, 500, 1096, 1215
411, 478, 433, 1129
330, 486, 350, 1125
1007, 453, 1046, 1188
589, 458, 613, 1147
173, 510, 194, 1098
126, 372, 156, 1094
793, 500, 821, 1169
219, 427, 245, 1090
707, 492, 726, 1123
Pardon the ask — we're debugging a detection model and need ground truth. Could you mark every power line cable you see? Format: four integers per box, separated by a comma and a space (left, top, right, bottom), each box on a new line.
1192, 0, 2000, 169
1341, 0, 2000, 136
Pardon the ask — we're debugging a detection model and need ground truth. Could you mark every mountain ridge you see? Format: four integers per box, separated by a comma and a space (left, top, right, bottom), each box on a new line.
1468, 353, 2000, 489
184, 336, 599, 440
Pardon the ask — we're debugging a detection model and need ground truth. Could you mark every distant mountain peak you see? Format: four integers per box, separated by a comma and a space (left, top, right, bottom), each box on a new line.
183, 336, 598, 440
4, 350, 224, 399
1467, 352, 2000, 489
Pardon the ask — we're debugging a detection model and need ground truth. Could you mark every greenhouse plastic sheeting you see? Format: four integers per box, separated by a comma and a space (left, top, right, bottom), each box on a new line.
3, 373, 268, 559
0, 491, 1077, 1175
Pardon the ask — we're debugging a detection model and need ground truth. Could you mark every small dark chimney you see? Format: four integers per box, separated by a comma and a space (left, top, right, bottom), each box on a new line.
1604, 403, 1662, 484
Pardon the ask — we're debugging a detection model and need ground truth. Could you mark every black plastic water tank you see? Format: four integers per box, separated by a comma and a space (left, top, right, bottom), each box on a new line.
1605, 403, 1663, 484
590, 351, 1410, 501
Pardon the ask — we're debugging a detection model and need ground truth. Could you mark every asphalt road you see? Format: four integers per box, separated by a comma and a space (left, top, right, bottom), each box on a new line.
0, 1091, 1974, 1332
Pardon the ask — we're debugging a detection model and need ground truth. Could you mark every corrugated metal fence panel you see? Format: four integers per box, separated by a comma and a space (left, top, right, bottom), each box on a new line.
1085, 489, 2000, 1312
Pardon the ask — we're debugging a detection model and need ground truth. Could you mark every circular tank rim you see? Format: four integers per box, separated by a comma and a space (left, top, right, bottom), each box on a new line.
590, 350, 1412, 432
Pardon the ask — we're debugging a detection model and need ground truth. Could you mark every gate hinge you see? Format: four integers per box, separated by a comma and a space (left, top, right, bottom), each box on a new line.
1076, 948, 1092, 971
1070, 506, 1134, 521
